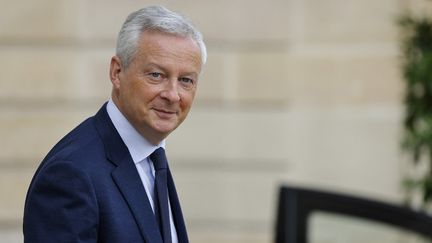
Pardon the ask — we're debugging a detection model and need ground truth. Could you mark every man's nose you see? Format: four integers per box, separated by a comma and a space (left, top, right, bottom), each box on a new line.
161, 79, 180, 102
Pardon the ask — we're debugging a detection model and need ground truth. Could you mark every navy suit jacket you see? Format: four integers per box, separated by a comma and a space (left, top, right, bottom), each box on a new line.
23, 103, 189, 243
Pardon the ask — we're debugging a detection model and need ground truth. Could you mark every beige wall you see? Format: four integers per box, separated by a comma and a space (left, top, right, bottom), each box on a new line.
1, 0, 429, 242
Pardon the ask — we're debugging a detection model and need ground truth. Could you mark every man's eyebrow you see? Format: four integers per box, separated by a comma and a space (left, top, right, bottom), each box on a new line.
181, 72, 199, 78
146, 63, 199, 77
146, 63, 165, 70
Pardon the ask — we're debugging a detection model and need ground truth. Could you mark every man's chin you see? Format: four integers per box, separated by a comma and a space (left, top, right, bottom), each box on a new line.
153, 123, 178, 135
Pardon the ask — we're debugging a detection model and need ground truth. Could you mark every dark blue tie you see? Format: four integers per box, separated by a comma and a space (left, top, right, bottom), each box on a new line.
150, 148, 172, 243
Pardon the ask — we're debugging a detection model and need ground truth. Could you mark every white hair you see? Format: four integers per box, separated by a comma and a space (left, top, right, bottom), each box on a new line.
116, 5, 207, 69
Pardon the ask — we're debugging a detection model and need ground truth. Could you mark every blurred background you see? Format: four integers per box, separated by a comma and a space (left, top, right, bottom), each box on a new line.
1, 0, 431, 242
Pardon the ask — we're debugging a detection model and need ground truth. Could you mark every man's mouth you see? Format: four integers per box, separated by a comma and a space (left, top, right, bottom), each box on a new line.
153, 108, 177, 118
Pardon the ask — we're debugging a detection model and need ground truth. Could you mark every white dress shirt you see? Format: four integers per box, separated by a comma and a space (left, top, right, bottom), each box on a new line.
106, 99, 178, 243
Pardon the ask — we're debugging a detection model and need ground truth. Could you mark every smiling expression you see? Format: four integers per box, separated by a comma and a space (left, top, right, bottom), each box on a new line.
110, 30, 202, 145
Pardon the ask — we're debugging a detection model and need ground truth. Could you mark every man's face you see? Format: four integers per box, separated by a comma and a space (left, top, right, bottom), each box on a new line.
110, 30, 202, 144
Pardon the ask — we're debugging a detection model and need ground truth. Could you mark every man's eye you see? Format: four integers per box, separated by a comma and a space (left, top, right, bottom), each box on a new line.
148, 72, 162, 79
179, 77, 193, 84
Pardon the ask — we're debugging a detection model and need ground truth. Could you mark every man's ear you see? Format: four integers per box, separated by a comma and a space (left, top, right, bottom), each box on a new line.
109, 56, 123, 89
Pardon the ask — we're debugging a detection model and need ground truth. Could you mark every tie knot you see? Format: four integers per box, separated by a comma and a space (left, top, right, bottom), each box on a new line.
150, 147, 168, 170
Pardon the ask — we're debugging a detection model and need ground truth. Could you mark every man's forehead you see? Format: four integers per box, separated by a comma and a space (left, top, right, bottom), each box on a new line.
137, 32, 201, 61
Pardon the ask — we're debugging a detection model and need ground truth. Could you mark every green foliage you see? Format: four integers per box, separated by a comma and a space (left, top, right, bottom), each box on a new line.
400, 14, 432, 203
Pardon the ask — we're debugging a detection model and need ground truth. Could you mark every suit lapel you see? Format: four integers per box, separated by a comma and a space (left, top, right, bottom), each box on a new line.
93, 103, 163, 243
112, 161, 162, 243
167, 168, 189, 243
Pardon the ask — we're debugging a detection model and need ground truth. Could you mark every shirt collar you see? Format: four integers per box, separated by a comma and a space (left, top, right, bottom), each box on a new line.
106, 99, 165, 163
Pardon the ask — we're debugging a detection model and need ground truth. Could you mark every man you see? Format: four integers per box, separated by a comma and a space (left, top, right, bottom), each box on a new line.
23, 5, 206, 243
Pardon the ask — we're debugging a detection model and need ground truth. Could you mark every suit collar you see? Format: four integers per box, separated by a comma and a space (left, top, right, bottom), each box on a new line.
93, 103, 129, 166
93, 103, 163, 243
